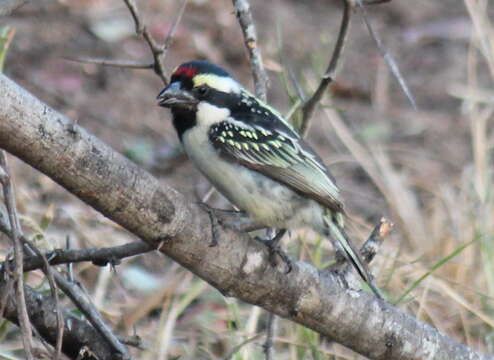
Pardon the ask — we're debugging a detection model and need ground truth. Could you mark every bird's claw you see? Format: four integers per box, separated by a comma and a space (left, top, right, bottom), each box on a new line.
255, 236, 292, 274
198, 202, 219, 247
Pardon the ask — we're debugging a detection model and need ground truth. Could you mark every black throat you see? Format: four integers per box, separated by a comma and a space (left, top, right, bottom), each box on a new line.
171, 108, 197, 141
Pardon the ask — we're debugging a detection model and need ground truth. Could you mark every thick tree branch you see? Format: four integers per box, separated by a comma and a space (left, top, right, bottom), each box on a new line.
0, 73, 490, 360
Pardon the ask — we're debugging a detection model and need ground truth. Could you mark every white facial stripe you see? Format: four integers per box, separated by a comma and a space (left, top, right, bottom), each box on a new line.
196, 102, 231, 127
193, 74, 241, 93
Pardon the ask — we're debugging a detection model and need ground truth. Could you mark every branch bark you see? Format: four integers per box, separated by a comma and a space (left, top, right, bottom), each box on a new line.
0, 73, 490, 360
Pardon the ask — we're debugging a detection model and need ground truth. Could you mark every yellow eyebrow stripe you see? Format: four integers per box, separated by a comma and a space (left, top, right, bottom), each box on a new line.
192, 74, 240, 93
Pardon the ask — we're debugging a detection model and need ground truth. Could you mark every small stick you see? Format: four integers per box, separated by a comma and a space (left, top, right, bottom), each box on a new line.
21, 238, 64, 360
354, 0, 417, 109
263, 313, 277, 360
64, 56, 154, 69
300, 0, 351, 136
341, 218, 393, 297
0, 152, 34, 360
232, 0, 268, 101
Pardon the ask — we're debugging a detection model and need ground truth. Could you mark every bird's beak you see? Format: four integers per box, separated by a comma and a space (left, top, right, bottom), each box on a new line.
157, 82, 197, 108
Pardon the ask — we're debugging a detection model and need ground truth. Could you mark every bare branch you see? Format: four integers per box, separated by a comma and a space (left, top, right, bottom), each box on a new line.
21, 238, 64, 360
0, 73, 490, 360
64, 56, 154, 69
223, 333, 263, 360
1, 282, 116, 359
0, 152, 34, 360
121, 0, 188, 85
122, 0, 167, 84
337, 218, 393, 297
0, 203, 132, 359
0, 0, 26, 16
300, 0, 351, 136
51, 270, 132, 360
263, 313, 277, 360
162, 0, 188, 55
232, 0, 268, 101
354, 0, 417, 109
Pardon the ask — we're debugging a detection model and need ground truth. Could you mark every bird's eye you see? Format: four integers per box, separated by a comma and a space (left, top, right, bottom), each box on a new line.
195, 85, 209, 97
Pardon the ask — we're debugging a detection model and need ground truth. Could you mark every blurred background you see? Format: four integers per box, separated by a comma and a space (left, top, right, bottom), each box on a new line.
0, 0, 493, 358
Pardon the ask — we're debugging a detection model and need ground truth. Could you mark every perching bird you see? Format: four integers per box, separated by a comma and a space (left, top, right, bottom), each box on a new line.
157, 60, 381, 298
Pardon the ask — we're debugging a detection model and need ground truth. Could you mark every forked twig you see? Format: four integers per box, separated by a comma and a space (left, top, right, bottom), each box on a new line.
70, 0, 188, 84
123, 0, 188, 84
340, 218, 393, 297
123, 0, 166, 83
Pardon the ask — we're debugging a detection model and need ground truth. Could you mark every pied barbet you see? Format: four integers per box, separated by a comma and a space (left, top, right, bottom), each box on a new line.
157, 60, 381, 298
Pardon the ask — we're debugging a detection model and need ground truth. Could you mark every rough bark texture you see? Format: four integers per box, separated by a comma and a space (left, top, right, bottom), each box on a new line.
0, 73, 491, 360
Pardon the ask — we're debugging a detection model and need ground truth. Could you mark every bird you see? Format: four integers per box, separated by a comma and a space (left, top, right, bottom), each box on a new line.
157, 60, 382, 298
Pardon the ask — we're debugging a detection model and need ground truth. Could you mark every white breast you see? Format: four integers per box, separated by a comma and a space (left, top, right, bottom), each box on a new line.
181, 102, 326, 230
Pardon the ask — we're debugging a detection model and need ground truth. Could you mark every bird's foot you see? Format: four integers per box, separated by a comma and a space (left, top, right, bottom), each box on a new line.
255, 229, 292, 273
197, 203, 222, 247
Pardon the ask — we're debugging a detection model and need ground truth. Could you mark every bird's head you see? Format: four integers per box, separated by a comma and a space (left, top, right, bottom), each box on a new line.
157, 60, 242, 112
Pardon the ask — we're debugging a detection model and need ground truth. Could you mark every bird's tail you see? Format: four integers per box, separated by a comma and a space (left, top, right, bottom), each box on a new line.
324, 211, 383, 299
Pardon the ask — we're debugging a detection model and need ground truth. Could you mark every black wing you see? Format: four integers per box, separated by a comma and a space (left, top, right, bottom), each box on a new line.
208, 93, 343, 212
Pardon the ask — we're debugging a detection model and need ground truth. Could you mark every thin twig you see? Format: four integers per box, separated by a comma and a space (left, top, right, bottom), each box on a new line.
263, 313, 277, 360
64, 56, 154, 69
299, 0, 351, 136
162, 0, 188, 56
53, 271, 132, 360
21, 238, 64, 360
359, 217, 393, 263
0, 205, 133, 359
232, 0, 268, 101
66, 235, 74, 282
354, 0, 417, 109
222, 333, 263, 360
0, 238, 153, 273
0, 152, 34, 360
340, 218, 393, 298
0, 159, 62, 359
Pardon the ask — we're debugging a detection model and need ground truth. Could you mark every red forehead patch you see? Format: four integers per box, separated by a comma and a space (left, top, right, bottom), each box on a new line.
173, 66, 198, 79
